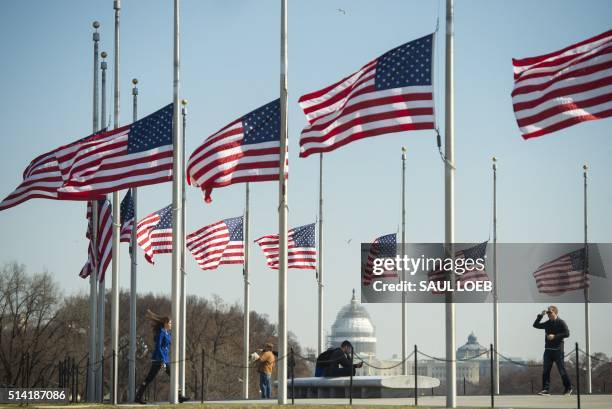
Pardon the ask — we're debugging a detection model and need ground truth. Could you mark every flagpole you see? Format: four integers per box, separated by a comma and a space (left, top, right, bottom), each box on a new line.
317, 153, 324, 356
110, 0, 121, 404
278, 0, 289, 403
170, 0, 183, 403
492, 156, 499, 395
127, 78, 139, 403
401, 146, 408, 376
583, 163, 591, 394
180, 98, 188, 395
96, 50, 108, 403
88, 20, 100, 403
444, 0, 456, 407
243, 182, 250, 399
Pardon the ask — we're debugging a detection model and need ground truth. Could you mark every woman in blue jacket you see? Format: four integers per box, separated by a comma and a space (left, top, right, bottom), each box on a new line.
135, 310, 188, 404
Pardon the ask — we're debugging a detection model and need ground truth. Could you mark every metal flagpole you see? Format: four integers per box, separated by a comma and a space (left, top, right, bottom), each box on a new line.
444, 0, 456, 407
317, 154, 324, 356
88, 20, 100, 403
492, 156, 499, 395
243, 182, 250, 399
169, 0, 183, 403
110, 0, 121, 404
180, 99, 188, 395
401, 147, 408, 376
128, 78, 139, 403
278, 0, 289, 403
583, 164, 592, 394
96, 50, 108, 403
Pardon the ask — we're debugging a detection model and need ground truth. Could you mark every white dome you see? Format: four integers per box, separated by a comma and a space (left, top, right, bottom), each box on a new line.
328, 290, 376, 358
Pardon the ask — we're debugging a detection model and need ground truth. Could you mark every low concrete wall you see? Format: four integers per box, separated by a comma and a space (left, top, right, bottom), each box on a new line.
285, 375, 440, 398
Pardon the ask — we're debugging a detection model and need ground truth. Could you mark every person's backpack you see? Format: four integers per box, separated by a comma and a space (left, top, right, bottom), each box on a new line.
315, 347, 336, 369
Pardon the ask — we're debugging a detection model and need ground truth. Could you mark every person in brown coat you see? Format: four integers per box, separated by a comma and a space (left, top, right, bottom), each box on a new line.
256, 343, 276, 399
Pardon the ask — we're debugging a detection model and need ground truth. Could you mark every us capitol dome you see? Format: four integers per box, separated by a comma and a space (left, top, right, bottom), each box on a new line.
327, 289, 377, 361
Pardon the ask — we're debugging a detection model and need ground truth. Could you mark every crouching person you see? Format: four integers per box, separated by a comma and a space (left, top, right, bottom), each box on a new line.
323, 340, 363, 377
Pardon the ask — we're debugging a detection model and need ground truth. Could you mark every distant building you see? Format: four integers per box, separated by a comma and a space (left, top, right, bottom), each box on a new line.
327, 290, 377, 374
457, 332, 489, 360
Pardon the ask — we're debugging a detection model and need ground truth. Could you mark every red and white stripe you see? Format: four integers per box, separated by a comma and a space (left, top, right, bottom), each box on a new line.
533, 253, 589, 294
512, 29, 612, 139
298, 60, 434, 157
187, 120, 282, 204
136, 209, 172, 265
54, 126, 173, 199
80, 199, 112, 282
0, 135, 105, 211
120, 218, 134, 243
362, 242, 398, 287
186, 220, 244, 271
255, 230, 316, 270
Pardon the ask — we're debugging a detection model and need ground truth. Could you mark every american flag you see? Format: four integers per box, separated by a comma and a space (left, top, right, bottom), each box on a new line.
80, 198, 112, 282
120, 189, 135, 244
187, 99, 283, 203
136, 204, 173, 265
427, 242, 489, 294
186, 216, 244, 271
54, 104, 174, 199
533, 248, 589, 294
512, 29, 612, 139
362, 233, 398, 286
255, 223, 316, 270
298, 34, 435, 157
0, 132, 104, 211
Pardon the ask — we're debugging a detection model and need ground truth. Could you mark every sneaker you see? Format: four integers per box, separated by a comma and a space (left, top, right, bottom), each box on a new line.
135, 397, 147, 404
564, 388, 573, 396
179, 395, 190, 403
537, 389, 550, 396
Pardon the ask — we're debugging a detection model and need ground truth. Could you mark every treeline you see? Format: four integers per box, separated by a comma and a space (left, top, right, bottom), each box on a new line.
434, 356, 612, 396
0, 262, 312, 401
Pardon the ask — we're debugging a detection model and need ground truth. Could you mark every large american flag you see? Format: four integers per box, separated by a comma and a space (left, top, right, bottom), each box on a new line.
80, 198, 112, 282
255, 223, 316, 270
512, 29, 612, 139
533, 248, 589, 294
187, 99, 283, 203
186, 216, 244, 271
298, 34, 435, 157
0, 132, 104, 211
136, 204, 173, 265
427, 242, 490, 294
362, 233, 398, 286
120, 189, 135, 244
54, 104, 173, 199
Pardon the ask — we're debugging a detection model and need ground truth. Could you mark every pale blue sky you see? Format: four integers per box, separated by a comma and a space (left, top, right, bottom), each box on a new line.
0, 0, 611, 361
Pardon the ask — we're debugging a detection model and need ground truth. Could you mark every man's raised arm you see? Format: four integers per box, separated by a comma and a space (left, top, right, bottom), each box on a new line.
533, 310, 546, 329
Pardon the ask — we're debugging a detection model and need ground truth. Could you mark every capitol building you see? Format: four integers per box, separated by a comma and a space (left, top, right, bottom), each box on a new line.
328, 291, 524, 383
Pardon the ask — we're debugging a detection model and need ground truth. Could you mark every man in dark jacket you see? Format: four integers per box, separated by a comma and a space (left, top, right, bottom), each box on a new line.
323, 340, 363, 377
533, 305, 572, 396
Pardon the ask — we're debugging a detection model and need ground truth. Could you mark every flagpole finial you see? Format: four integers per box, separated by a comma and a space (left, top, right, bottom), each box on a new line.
181, 99, 188, 106
101, 51, 107, 59
132, 78, 138, 86
583, 163, 589, 171
93, 21, 100, 30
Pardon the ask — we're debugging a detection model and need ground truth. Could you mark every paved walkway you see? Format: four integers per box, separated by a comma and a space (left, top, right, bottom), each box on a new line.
197, 394, 611, 408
